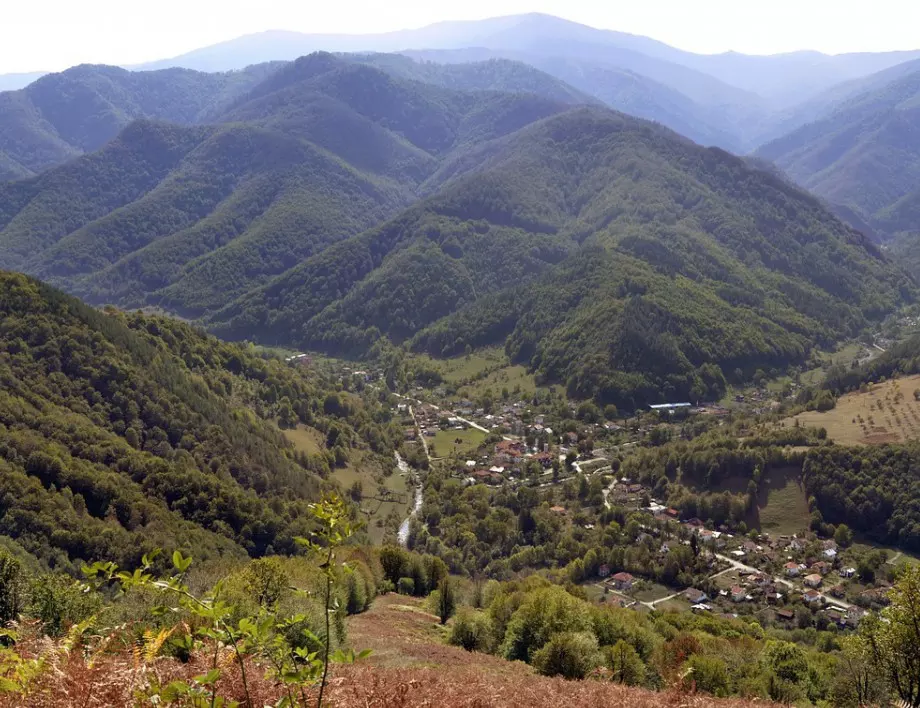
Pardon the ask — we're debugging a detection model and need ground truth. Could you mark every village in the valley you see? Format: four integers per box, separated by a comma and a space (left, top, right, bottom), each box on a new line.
297, 341, 906, 636
391, 386, 896, 632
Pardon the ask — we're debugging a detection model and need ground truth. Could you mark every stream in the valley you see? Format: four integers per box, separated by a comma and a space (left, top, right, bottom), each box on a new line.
396, 451, 422, 546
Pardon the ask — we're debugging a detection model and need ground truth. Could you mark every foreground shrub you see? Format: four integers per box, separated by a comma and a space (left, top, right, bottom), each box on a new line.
532, 632, 602, 679
449, 610, 492, 653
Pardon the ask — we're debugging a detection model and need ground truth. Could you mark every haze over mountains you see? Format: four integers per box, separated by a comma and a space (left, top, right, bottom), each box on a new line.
757, 62, 920, 237
4, 13, 920, 154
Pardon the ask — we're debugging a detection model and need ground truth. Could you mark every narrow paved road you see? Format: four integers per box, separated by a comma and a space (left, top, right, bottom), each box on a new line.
602, 477, 617, 509
394, 393, 496, 435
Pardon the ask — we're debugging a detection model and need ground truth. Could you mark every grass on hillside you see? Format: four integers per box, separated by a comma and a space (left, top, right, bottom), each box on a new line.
755, 469, 811, 536
0, 592, 762, 708
429, 428, 488, 458
338, 594, 760, 707
458, 365, 539, 400
412, 348, 551, 402
283, 425, 412, 543
413, 348, 506, 383
281, 424, 324, 455
800, 342, 866, 387
787, 374, 920, 445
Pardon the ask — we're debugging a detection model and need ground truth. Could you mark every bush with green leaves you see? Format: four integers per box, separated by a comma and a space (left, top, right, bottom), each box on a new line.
604, 640, 646, 686
397, 577, 415, 595
0, 550, 23, 626
685, 655, 730, 697
449, 610, 492, 653
532, 631, 602, 679
500, 585, 593, 662
28, 574, 100, 637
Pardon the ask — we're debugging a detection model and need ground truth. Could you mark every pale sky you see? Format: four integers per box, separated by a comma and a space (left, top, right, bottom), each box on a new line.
2, 0, 920, 74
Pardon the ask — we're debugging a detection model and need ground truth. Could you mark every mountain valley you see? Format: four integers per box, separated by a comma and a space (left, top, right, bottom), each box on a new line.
4, 11, 920, 707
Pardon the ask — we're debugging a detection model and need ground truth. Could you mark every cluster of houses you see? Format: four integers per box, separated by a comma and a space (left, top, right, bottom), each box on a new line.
598, 509, 880, 627
463, 439, 557, 487
401, 403, 470, 443
447, 399, 537, 437
608, 478, 654, 506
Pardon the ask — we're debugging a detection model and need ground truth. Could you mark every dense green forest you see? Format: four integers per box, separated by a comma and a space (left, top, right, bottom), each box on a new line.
0, 271, 401, 573
211, 107, 914, 407
0, 54, 574, 318
0, 62, 281, 181
0, 52, 915, 408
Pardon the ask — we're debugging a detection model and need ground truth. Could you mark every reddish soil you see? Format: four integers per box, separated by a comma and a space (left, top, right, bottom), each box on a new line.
0, 595, 777, 707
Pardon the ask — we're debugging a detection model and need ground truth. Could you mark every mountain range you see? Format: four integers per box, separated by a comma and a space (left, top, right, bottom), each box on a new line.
757, 63, 920, 238
130, 14, 919, 108
1, 15, 920, 407
0, 50, 912, 408
0, 54, 583, 315
5, 14, 920, 154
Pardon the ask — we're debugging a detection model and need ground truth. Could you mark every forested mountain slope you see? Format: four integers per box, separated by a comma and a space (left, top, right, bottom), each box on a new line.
401, 48, 756, 152
0, 54, 571, 315
0, 63, 279, 181
208, 107, 914, 407
0, 271, 398, 571
756, 67, 920, 238
348, 54, 597, 107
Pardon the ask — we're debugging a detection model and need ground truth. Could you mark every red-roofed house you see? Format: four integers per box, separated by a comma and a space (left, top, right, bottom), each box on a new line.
803, 589, 823, 605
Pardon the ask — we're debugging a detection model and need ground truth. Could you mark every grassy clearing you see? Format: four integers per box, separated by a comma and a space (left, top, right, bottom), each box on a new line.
656, 597, 691, 613
283, 424, 410, 543
632, 583, 674, 603
329, 452, 412, 545
429, 428, 488, 458
412, 348, 505, 383
411, 348, 553, 402
581, 582, 607, 603
713, 570, 747, 592
786, 374, 920, 445
755, 469, 810, 536
458, 365, 539, 400
801, 342, 866, 387
579, 459, 610, 473
281, 424, 324, 456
